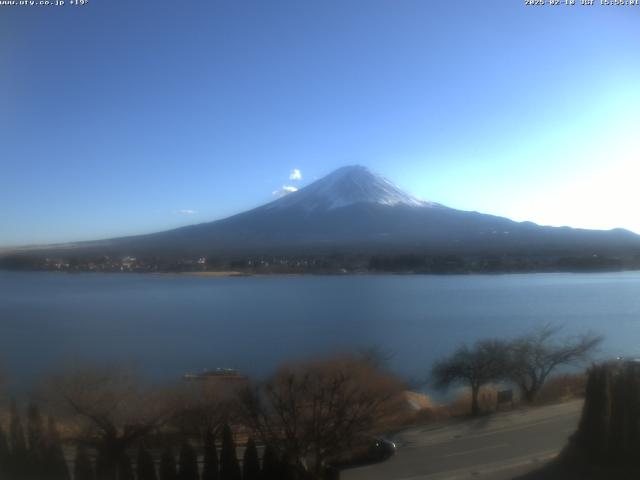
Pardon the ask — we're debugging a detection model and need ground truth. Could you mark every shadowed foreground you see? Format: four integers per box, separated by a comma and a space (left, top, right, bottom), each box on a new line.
518, 361, 640, 480
343, 401, 582, 480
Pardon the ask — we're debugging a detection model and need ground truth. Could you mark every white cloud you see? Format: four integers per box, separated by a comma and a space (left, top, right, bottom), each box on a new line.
289, 168, 302, 181
177, 209, 197, 215
272, 185, 298, 198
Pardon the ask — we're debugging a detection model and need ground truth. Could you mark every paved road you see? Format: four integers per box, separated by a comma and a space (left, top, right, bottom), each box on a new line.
342, 400, 583, 480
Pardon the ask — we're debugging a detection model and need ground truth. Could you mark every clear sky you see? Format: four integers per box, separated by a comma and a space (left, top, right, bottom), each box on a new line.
1, 0, 639, 247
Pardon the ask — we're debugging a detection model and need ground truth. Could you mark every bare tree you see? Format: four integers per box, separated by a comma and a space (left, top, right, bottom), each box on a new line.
169, 376, 240, 442
357, 346, 395, 370
42, 365, 176, 480
431, 339, 509, 416
507, 325, 603, 403
238, 354, 403, 479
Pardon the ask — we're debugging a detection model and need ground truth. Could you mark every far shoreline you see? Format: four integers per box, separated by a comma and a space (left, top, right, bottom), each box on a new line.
3, 268, 640, 278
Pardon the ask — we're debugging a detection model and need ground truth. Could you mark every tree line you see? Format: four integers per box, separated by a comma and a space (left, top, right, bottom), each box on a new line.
515, 359, 640, 477
0, 401, 67, 480
0, 329, 603, 479
570, 359, 640, 470
431, 325, 603, 415
0, 406, 303, 480
0, 353, 400, 480
4, 251, 640, 275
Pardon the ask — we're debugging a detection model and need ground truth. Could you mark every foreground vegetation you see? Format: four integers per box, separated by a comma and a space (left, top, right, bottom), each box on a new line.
517, 359, 640, 479
431, 325, 602, 415
0, 327, 604, 479
0, 353, 402, 480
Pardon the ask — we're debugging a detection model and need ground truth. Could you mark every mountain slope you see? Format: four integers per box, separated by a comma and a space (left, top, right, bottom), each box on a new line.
263, 165, 434, 211
6, 165, 640, 259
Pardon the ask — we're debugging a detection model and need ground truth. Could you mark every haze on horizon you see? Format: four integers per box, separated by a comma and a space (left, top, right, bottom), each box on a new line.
1, 1, 639, 248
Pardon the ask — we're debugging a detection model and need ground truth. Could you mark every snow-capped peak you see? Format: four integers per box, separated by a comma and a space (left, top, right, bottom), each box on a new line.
265, 165, 439, 212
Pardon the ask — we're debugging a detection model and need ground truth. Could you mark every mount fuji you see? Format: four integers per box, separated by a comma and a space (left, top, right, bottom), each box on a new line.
6, 165, 640, 261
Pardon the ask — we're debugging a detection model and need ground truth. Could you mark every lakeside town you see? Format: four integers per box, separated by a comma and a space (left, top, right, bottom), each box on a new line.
2, 252, 640, 275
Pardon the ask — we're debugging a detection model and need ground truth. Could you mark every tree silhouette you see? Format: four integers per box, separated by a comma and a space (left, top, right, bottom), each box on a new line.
571, 361, 640, 467
27, 403, 46, 474
118, 454, 135, 480
220, 425, 241, 480
0, 423, 10, 478
432, 340, 509, 416
239, 354, 402, 475
507, 325, 602, 403
46, 416, 70, 480
260, 445, 279, 480
9, 399, 28, 476
74, 444, 95, 480
242, 438, 260, 480
201, 431, 219, 480
159, 447, 178, 480
280, 455, 296, 480
95, 447, 114, 480
178, 441, 199, 480
137, 445, 158, 480
48, 366, 171, 478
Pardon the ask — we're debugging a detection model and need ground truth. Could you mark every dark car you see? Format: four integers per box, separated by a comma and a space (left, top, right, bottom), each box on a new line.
368, 437, 397, 461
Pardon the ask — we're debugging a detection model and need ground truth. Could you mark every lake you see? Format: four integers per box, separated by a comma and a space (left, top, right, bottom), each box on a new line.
1, 271, 639, 392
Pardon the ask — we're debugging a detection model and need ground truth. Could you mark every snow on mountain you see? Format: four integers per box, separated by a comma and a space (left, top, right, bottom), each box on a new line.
10, 165, 640, 261
263, 165, 439, 212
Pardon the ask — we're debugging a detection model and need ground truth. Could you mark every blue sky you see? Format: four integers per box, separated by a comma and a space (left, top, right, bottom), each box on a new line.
1, 0, 639, 247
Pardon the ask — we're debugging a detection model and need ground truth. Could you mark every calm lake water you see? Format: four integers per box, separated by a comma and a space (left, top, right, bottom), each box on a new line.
1, 271, 640, 391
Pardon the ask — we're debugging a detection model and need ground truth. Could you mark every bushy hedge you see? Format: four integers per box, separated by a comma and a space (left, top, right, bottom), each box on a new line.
573, 361, 640, 467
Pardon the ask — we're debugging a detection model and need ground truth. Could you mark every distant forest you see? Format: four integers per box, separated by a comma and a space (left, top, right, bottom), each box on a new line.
2, 251, 640, 275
